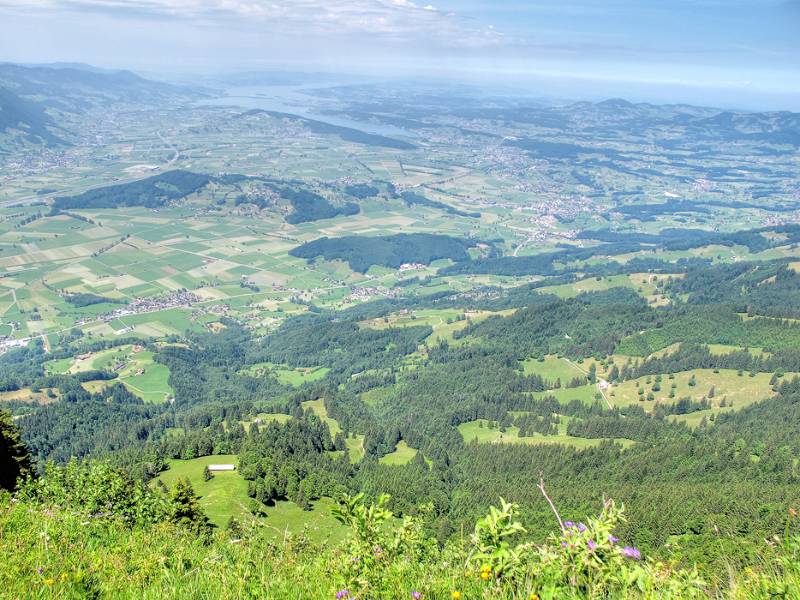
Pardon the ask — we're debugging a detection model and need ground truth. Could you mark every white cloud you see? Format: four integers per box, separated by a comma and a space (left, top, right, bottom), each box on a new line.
0, 0, 506, 48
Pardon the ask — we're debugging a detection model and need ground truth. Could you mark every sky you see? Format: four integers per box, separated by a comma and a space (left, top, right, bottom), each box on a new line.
0, 0, 798, 109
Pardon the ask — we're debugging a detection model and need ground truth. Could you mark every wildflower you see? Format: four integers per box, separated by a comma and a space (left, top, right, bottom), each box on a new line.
37, 567, 44, 575
451, 592, 462, 600
561, 541, 568, 548
336, 590, 352, 599
577, 523, 587, 532
60, 573, 68, 582
564, 520, 575, 528
412, 592, 422, 600
587, 540, 597, 551
608, 535, 619, 544
530, 595, 539, 600
621, 546, 642, 560
480, 564, 492, 580
43, 579, 55, 586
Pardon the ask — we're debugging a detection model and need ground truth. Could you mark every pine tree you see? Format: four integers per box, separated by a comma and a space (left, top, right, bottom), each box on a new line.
226, 516, 243, 539
170, 477, 212, 534
587, 363, 597, 384
334, 431, 346, 451
0, 410, 32, 492
203, 465, 213, 481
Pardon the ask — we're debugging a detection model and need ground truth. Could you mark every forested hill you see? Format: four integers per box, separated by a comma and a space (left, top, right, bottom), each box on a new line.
0, 87, 66, 145
52, 170, 213, 210
290, 233, 477, 272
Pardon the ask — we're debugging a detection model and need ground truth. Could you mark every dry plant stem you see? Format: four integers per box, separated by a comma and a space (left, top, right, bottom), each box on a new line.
538, 473, 564, 533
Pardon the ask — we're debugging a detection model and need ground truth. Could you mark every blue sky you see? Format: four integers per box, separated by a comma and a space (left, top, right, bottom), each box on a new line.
0, 0, 798, 108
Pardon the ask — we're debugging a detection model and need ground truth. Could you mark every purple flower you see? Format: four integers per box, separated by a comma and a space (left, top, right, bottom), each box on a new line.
564, 520, 575, 528
412, 592, 422, 600
577, 523, 587, 532
37, 567, 44, 575
621, 546, 642, 560
587, 540, 597, 551
561, 540, 568, 548
336, 590, 352, 599
608, 535, 619, 544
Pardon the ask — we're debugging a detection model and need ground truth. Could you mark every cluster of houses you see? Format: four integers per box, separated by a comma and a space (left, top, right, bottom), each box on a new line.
347, 286, 402, 303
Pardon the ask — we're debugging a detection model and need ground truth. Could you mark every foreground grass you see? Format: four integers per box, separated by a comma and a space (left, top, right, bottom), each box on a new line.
3, 492, 799, 600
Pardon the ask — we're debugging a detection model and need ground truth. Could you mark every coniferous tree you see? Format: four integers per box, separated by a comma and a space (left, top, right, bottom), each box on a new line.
0, 410, 32, 492
170, 477, 212, 534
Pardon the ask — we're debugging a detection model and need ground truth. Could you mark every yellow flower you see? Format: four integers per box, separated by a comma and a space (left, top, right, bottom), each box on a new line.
60, 573, 68, 582
451, 592, 462, 600
530, 595, 539, 600
465, 570, 472, 577
480, 571, 491, 580
43, 578, 55, 586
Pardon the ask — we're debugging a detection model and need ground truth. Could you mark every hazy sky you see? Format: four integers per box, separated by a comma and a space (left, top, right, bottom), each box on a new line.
1, 0, 798, 108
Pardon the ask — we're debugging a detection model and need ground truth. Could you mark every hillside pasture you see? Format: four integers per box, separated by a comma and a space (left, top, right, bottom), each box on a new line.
242, 362, 330, 386
379, 440, 419, 465
69, 344, 173, 402
607, 368, 780, 413
521, 355, 586, 386
153, 455, 250, 527
458, 417, 633, 449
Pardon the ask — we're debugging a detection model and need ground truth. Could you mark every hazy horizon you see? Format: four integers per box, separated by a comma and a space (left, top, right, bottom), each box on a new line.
1, 1, 799, 110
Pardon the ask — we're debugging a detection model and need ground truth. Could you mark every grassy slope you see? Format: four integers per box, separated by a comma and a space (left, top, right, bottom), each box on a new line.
153, 455, 249, 527
302, 398, 365, 462
458, 417, 634, 449
153, 455, 346, 541
607, 368, 778, 411
521, 354, 586, 384
379, 440, 419, 465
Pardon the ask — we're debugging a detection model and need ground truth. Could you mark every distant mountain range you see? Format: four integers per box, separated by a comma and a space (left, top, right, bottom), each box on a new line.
0, 62, 199, 145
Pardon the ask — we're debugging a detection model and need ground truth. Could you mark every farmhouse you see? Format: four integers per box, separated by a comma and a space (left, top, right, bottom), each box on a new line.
207, 464, 236, 472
